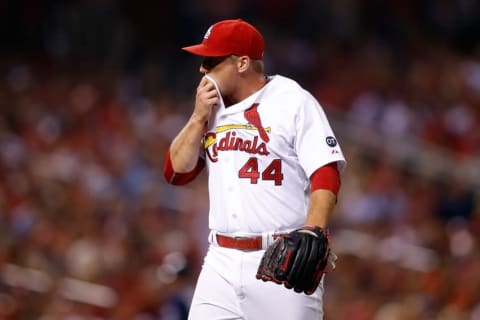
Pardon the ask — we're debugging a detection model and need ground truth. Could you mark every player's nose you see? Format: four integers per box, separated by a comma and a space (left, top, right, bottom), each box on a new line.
199, 65, 208, 73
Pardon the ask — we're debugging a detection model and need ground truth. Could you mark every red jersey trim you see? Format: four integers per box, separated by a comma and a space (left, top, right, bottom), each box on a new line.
163, 149, 205, 185
310, 162, 341, 195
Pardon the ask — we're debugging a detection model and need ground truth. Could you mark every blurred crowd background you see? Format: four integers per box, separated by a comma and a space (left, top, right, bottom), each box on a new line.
0, 0, 479, 319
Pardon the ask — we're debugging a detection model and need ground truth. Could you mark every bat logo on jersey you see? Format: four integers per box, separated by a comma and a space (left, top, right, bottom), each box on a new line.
204, 132, 269, 162
203, 103, 271, 162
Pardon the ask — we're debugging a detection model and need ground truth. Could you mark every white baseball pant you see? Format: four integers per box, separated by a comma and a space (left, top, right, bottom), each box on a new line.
188, 244, 325, 319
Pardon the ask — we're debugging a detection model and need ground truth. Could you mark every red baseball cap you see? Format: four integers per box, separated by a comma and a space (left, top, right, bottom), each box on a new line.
182, 19, 265, 59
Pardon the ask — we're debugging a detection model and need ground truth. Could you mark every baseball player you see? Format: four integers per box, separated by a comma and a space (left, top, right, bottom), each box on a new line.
164, 19, 346, 319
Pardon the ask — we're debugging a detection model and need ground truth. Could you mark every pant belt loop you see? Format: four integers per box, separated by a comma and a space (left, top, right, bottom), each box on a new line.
209, 230, 219, 247
261, 232, 268, 250
262, 231, 277, 249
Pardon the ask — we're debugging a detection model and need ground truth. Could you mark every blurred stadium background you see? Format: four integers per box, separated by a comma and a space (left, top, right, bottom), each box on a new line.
0, 1, 479, 319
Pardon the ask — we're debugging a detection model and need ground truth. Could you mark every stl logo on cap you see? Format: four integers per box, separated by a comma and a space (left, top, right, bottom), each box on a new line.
204, 26, 213, 40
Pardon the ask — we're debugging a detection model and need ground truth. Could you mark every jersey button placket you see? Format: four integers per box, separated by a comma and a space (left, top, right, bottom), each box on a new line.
227, 183, 238, 220
224, 154, 242, 226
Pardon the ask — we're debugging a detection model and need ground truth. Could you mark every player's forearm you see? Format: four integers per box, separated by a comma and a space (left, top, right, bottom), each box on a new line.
169, 116, 205, 173
305, 189, 337, 228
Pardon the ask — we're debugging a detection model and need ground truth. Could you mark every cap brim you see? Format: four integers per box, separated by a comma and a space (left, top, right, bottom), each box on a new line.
182, 44, 230, 57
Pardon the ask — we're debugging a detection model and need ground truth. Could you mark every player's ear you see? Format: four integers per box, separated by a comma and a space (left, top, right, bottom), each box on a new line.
236, 56, 250, 73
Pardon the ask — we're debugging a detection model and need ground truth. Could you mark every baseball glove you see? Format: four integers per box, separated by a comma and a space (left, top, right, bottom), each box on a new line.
256, 226, 331, 295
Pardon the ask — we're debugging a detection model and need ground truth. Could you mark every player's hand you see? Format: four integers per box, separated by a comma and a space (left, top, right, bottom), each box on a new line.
192, 76, 219, 123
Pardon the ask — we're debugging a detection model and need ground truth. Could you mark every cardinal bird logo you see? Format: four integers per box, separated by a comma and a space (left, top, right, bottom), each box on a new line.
244, 103, 269, 142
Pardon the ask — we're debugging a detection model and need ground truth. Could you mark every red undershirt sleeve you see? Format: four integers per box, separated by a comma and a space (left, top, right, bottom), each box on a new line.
310, 162, 341, 195
163, 148, 205, 185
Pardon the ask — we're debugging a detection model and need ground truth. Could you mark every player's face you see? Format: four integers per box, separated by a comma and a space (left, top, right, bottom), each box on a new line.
200, 55, 239, 97
201, 56, 231, 71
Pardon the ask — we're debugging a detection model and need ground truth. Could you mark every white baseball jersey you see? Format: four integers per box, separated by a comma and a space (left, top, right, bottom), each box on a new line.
203, 75, 346, 234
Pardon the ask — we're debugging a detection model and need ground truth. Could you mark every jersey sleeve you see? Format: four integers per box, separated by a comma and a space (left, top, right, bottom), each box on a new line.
294, 92, 346, 178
